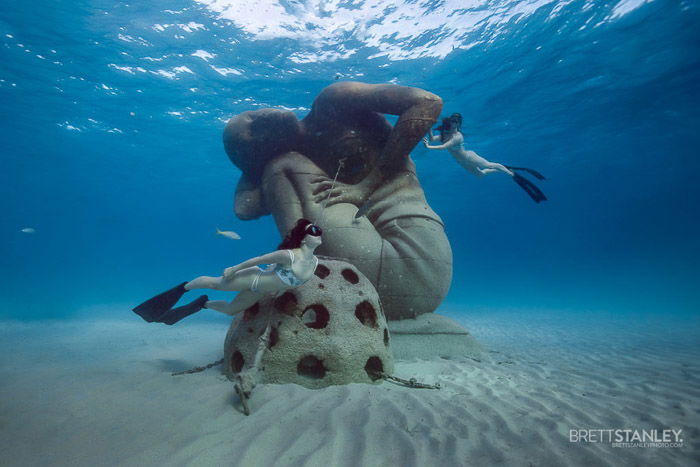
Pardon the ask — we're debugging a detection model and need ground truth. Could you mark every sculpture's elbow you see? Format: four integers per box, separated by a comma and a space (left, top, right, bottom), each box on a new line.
234, 177, 270, 220
421, 92, 443, 121
234, 195, 268, 220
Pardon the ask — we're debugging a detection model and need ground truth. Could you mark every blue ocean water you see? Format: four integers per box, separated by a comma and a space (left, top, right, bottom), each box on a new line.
1, 0, 698, 322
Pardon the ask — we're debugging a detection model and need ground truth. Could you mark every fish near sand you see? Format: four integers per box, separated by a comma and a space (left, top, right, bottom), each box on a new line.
216, 228, 241, 240
20, 227, 36, 234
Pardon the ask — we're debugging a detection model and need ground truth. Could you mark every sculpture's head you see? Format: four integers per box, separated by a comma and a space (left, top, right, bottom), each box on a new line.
223, 108, 302, 181
301, 118, 389, 184
277, 218, 323, 250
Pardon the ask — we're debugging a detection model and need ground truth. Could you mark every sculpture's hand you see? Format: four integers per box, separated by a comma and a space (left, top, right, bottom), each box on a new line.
310, 175, 367, 207
422, 137, 430, 148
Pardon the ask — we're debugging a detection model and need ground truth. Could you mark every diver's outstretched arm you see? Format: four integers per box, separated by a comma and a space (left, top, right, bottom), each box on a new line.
422, 136, 460, 150
224, 250, 290, 278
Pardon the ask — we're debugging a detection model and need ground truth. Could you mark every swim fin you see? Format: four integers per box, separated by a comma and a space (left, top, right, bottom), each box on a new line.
506, 166, 546, 180
512, 173, 547, 203
132, 282, 188, 322
158, 295, 209, 325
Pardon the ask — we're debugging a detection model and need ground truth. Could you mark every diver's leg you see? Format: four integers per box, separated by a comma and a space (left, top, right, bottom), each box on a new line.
206, 293, 262, 316
186, 267, 260, 292
204, 300, 232, 314
460, 151, 512, 176
185, 276, 223, 291
226, 291, 264, 316
455, 153, 488, 177
482, 162, 514, 176
456, 160, 486, 177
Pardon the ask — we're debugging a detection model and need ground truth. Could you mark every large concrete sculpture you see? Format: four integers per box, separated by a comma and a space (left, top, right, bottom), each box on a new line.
224, 82, 452, 320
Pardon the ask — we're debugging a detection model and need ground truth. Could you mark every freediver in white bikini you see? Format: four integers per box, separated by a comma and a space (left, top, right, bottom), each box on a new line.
132, 219, 322, 325
423, 113, 547, 203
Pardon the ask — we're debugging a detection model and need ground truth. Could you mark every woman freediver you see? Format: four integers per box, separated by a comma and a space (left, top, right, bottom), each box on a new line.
422, 113, 547, 203
132, 219, 323, 325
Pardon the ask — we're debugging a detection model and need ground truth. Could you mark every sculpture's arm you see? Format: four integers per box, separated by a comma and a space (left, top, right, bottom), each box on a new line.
224, 109, 301, 220
314, 82, 443, 173
234, 173, 270, 220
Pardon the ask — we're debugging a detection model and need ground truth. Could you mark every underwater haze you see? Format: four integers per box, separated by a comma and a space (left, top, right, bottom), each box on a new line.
2, 1, 700, 466
1, 0, 699, 322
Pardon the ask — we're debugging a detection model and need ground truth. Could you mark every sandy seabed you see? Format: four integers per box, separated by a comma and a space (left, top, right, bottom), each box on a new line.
1, 310, 698, 467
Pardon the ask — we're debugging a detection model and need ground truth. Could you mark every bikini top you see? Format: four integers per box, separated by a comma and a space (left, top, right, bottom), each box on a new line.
444, 131, 465, 150
274, 249, 318, 287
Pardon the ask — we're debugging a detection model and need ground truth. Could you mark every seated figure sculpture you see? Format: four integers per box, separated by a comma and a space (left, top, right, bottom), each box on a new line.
224, 82, 452, 320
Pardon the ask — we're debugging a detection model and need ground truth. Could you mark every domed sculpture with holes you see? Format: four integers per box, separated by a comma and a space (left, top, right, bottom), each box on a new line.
223, 257, 394, 389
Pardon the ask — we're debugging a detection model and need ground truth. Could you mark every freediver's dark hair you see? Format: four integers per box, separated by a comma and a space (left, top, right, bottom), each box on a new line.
277, 218, 323, 249
436, 113, 463, 142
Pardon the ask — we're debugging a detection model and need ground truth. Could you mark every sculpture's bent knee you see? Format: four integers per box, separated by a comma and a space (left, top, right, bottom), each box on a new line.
376, 217, 453, 320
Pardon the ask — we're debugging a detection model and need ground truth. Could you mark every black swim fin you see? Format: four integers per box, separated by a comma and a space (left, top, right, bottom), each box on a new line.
506, 166, 546, 180
512, 173, 547, 203
158, 295, 209, 325
133, 282, 188, 322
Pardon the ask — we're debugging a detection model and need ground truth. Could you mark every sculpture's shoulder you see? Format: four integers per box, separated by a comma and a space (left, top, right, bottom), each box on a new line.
313, 81, 367, 109
314, 81, 441, 108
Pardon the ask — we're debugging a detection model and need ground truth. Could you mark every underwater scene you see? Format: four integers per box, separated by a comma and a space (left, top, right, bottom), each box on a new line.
1, 0, 699, 465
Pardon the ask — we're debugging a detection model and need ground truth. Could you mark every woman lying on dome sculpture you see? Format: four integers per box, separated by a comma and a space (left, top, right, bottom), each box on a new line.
132, 219, 322, 325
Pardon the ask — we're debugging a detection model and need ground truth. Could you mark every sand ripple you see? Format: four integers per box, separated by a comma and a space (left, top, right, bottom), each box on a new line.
0, 313, 698, 466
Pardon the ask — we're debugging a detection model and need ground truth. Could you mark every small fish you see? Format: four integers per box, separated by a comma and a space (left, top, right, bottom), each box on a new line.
216, 228, 241, 240
20, 227, 36, 234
